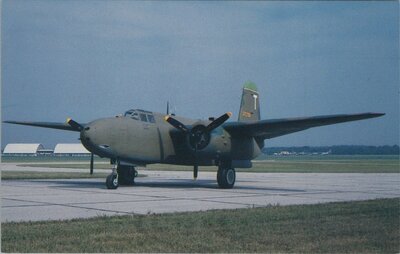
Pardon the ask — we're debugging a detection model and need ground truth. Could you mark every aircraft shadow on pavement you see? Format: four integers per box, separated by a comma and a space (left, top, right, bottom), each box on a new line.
31, 179, 105, 189
27, 179, 217, 189
30, 179, 306, 192
135, 180, 306, 192
133, 179, 217, 189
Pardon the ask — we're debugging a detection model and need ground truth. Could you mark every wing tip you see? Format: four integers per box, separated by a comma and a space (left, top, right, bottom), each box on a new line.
3, 120, 21, 124
367, 112, 385, 118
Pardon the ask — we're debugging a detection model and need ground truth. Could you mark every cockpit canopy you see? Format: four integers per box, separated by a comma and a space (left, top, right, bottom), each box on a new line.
124, 109, 155, 123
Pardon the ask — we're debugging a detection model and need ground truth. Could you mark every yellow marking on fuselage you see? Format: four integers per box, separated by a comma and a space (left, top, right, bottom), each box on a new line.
242, 111, 252, 118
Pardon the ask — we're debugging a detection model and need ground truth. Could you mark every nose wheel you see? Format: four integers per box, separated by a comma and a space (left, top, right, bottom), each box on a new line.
106, 163, 119, 189
106, 173, 119, 189
106, 162, 137, 189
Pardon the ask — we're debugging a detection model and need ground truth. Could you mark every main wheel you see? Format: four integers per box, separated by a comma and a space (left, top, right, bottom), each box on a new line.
217, 167, 236, 189
106, 174, 119, 189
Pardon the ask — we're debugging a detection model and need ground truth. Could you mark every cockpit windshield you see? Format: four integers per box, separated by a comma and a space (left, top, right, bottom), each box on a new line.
124, 109, 155, 123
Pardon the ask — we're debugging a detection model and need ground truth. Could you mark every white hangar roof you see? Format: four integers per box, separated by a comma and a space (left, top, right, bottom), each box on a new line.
3, 143, 44, 154
54, 143, 90, 154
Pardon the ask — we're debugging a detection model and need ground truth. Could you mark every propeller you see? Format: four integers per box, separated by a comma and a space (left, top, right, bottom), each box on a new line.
164, 116, 189, 132
164, 112, 232, 179
205, 112, 232, 132
67, 118, 94, 174
66, 118, 83, 131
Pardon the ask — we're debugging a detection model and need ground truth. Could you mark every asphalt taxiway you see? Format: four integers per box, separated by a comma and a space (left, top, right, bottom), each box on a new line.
2, 164, 399, 222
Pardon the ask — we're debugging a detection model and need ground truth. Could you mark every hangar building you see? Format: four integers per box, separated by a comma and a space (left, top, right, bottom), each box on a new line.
3, 143, 45, 156
53, 143, 90, 156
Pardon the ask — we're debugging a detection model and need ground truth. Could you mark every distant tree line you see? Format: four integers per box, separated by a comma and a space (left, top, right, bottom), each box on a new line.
263, 145, 399, 155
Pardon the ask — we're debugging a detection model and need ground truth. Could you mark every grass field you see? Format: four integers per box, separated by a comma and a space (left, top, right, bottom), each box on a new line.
2, 198, 399, 253
9, 155, 399, 173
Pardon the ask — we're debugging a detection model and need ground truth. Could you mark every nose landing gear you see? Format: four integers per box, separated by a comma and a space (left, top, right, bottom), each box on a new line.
106, 173, 118, 189
105, 162, 137, 189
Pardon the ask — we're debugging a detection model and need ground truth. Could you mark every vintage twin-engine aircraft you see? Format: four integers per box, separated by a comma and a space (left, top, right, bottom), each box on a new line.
4, 82, 384, 189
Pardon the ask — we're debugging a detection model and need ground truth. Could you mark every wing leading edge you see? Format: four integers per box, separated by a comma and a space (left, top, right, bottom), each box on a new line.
3, 121, 82, 132
223, 112, 384, 140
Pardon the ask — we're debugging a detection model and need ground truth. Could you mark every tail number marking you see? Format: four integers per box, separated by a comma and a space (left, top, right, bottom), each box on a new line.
252, 94, 258, 110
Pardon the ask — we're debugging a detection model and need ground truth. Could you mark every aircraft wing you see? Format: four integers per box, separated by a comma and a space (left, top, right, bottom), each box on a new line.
3, 121, 82, 132
223, 113, 384, 140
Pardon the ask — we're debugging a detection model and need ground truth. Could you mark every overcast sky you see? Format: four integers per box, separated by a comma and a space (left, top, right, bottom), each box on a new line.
2, 1, 399, 149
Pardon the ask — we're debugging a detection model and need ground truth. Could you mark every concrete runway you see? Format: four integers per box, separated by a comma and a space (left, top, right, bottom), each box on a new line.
2, 164, 399, 222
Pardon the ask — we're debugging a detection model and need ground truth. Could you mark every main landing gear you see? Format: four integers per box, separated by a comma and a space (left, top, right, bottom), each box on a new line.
217, 165, 236, 189
106, 163, 138, 189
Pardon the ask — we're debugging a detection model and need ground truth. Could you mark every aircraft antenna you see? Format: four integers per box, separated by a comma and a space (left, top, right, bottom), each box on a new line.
167, 101, 170, 115
172, 106, 176, 116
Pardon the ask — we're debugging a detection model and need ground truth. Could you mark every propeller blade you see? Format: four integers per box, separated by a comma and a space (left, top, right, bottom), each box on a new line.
206, 112, 232, 132
66, 118, 83, 131
90, 153, 94, 175
164, 116, 189, 133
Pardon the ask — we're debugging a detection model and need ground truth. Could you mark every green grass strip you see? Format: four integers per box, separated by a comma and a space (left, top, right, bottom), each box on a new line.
2, 198, 399, 253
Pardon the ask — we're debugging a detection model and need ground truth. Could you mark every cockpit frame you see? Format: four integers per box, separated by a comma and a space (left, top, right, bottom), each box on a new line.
124, 109, 156, 123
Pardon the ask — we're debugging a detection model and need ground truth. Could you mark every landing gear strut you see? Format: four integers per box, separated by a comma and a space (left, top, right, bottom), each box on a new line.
105, 163, 137, 189
217, 166, 236, 189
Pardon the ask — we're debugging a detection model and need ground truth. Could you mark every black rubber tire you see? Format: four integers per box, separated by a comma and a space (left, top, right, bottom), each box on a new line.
106, 174, 118, 189
117, 166, 135, 185
217, 167, 236, 189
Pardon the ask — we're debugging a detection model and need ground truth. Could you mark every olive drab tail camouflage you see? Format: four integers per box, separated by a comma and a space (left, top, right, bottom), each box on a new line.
238, 81, 260, 122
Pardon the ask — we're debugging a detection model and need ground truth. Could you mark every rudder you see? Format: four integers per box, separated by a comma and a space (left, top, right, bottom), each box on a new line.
238, 81, 260, 122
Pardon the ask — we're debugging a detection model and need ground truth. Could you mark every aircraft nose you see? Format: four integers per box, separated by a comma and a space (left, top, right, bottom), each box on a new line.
80, 121, 105, 154
80, 124, 94, 146
80, 119, 114, 156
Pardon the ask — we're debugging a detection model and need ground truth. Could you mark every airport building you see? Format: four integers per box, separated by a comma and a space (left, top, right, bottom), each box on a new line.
2, 143, 90, 156
3, 143, 46, 156
53, 143, 91, 156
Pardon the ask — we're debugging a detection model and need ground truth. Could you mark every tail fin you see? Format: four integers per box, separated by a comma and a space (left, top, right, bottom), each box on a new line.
238, 81, 260, 122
